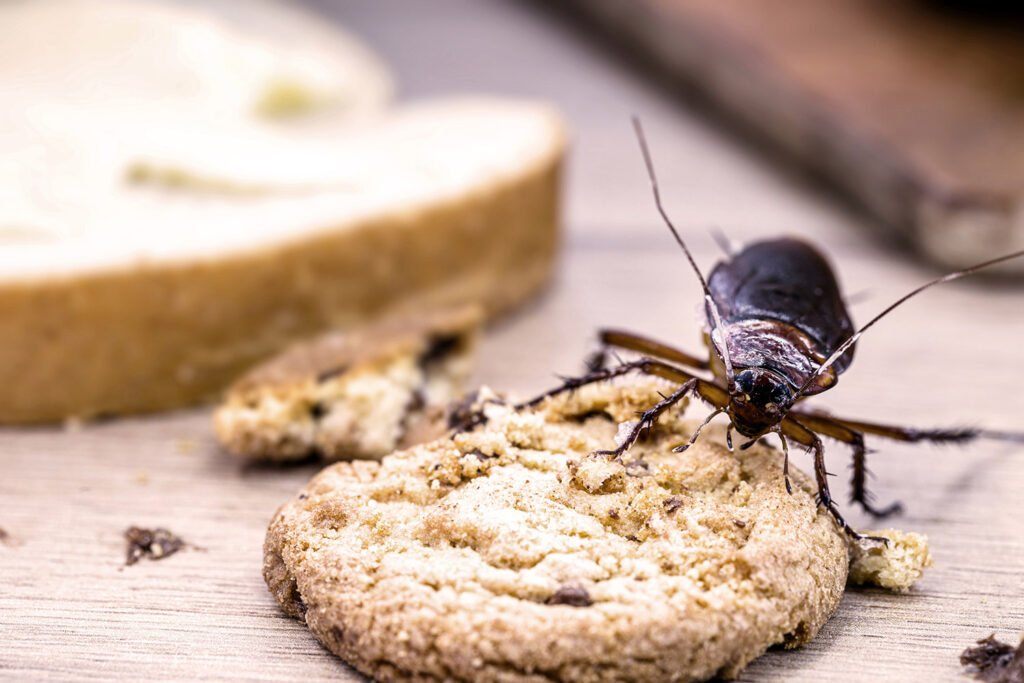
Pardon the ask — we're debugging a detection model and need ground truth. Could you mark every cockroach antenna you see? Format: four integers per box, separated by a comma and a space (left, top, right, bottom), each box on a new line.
796, 248, 1024, 400
517, 149, 1024, 540
631, 116, 736, 386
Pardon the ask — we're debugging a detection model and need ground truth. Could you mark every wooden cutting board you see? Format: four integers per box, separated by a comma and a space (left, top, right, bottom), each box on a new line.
557, 0, 1024, 272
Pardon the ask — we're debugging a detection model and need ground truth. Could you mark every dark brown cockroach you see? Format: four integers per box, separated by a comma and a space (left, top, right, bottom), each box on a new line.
521, 118, 1024, 541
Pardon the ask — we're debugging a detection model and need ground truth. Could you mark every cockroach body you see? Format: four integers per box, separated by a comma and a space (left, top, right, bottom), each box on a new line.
520, 119, 1024, 541
706, 238, 854, 438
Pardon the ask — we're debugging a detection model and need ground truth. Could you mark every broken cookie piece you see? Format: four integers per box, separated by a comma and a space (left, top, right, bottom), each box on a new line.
847, 528, 932, 591
214, 306, 481, 462
124, 526, 186, 566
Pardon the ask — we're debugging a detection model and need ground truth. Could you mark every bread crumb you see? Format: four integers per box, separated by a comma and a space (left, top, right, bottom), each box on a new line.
848, 528, 932, 591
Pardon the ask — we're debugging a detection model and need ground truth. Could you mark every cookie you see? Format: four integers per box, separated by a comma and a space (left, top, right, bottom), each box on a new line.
215, 306, 481, 462
264, 378, 850, 681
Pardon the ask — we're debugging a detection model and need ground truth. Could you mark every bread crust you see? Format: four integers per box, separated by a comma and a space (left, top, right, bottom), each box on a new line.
0, 144, 562, 423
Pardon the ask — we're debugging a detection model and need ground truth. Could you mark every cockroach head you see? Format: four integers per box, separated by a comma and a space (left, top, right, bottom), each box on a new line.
729, 368, 794, 437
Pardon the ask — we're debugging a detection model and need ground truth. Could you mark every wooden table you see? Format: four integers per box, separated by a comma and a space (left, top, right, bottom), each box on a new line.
3, 1, 1023, 680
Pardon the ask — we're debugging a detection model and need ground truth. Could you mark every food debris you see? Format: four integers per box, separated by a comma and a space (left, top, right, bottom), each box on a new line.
124, 526, 186, 566
663, 496, 684, 513
547, 584, 593, 607
961, 634, 1024, 682
848, 528, 932, 591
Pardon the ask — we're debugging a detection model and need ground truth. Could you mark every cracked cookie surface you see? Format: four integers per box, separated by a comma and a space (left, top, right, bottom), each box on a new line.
264, 379, 848, 682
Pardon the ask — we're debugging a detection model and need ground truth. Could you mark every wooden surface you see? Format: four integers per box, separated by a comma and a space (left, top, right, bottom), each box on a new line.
556, 0, 1024, 273
3, 1, 1024, 680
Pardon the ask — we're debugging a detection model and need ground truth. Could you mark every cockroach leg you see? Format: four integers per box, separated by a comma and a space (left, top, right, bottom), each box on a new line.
850, 438, 903, 518
519, 353, 732, 462
598, 329, 710, 371
725, 426, 734, 452
781, 416, 889, 544
516, 359, 659, 411
583, 348, 611, 373
594, 379, 699, 459
516, 357, 721, 411
672, 408, 724, 453
811, 435, 888, 543
807, 413, 981, 446
774, 429, 793, 495
789, 410, 909, 518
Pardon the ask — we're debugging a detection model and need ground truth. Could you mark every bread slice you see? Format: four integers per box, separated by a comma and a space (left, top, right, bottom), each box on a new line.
0, 97, 564, 423
0, 1, 565, 423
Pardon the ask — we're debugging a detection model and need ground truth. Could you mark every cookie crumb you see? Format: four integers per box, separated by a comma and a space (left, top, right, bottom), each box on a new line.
663, 496, 684, 513
124, 527, 186, 566
469, 449, 498, 462
961, 634, 1024, 682
547, 584, 593, 607
613, 420, 638, 449
848, 528, 932, 591
569, 457, 624, 494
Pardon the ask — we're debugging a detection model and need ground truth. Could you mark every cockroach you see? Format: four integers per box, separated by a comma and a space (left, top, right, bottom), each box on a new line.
521, 118, 1024, 541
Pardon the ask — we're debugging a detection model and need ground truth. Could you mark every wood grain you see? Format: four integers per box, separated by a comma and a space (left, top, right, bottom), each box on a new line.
3, 1, 1023, 681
